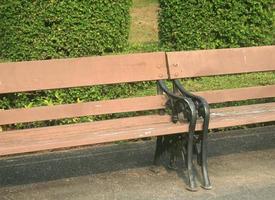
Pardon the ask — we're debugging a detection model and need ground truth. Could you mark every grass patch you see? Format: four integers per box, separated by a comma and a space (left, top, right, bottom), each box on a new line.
132, 0, 159, 8
129, 0, 159, 44
124, 42, 165, 53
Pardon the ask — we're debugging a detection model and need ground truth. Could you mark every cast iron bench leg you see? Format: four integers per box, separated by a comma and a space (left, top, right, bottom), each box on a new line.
156, 80, 198, 191
154, 134, 180, 169
173, 79, 212, 190
185, 109, 197, 191
200, 117, 212, 190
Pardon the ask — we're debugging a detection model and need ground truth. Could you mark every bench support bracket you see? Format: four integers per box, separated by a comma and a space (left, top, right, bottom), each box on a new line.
173, 80, 212, 190
155, 80, 198, 191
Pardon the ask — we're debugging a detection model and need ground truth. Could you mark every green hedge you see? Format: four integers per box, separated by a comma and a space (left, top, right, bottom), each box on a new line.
159, 0, 274, 50
0, 0, 132, 61
0, 0, 141, 129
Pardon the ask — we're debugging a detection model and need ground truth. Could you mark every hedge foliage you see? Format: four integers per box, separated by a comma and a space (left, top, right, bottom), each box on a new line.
159, 0, 274, 50
0, 0, 132, 61
0, 0, 139, 129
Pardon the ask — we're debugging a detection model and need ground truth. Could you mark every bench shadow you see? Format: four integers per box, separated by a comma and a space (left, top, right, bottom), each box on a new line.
0, 141, 157, 187
0, 125, 274, 187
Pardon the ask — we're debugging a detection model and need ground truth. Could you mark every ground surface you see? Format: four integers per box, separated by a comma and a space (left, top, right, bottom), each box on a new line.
1, 149, 275, 200
129, 0, 159, 44
0, 126, 275, 200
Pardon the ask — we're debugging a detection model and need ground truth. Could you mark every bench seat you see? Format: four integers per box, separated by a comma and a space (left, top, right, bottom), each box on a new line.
208, 102, 275, 129
1, 102, 274, 157
0, 115, 181, 156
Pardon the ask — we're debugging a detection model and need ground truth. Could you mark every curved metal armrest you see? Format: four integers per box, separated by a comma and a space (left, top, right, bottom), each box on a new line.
172, 80, 212, 190
173, 80, 210, 119
157, 80, 196, 123
172, 81, 212, 190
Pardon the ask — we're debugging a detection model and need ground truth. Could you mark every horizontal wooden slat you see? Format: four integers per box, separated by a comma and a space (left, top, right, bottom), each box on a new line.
0, 95, 167, 125
0, 115, 172, 141
194, 85, 275, 104
208, 102, 275, 129
0, 115, 176, 156
0, 102, 275, 156
0, 52, 167, 94
167, 46, 275, 78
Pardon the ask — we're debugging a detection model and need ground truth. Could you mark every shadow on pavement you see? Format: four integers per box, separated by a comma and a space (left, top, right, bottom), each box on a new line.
0, 125, 274, 187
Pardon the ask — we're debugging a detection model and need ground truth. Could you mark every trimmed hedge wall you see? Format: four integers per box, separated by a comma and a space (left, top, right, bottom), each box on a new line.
0, 0, 141, 129
159, 0, 274, 50
0, 0, 132, 61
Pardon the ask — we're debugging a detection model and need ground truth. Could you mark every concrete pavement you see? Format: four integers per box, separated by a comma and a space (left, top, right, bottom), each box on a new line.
0, 126, 275, 200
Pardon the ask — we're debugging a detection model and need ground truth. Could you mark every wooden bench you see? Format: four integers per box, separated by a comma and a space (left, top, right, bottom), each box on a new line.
0, 46, 273, 191
0, 52, 200, 190
165, 45, 275, 189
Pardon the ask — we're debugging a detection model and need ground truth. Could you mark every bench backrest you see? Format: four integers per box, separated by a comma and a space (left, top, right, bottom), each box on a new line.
1, 46, 274, 126
0, 52, 168, 125
0, 52, 167, 93
166, 46, 275, 103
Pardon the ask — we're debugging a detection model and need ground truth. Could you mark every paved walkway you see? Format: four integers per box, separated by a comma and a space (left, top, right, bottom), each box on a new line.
0, 126, 275, 200
1, 149, 275, 200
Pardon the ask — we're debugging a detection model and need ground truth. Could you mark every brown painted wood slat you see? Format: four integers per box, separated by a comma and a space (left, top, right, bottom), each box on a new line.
0, 95, 167, 125
0, 102, 275, 156
0, 52, 167, 94
208, 102, 275, 129
167, 46, 275, 78
0, 115, 176, 156
193, 85, 275, 104
0, 115, 172, 141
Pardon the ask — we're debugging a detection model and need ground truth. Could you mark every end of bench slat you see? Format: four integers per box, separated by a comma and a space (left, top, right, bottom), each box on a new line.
0, 52, 167, 93
167, 45, 275, 78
